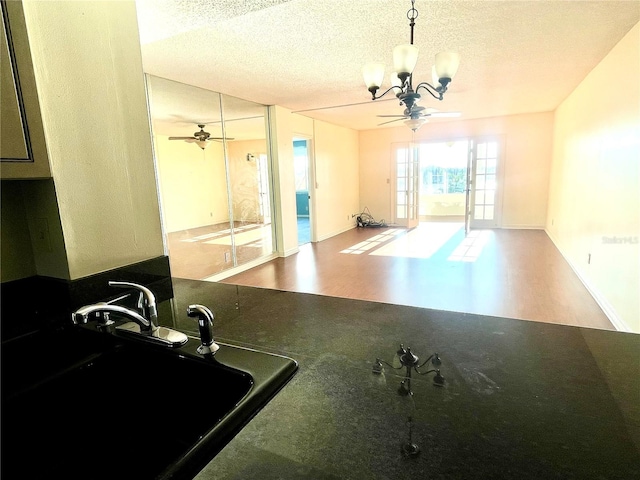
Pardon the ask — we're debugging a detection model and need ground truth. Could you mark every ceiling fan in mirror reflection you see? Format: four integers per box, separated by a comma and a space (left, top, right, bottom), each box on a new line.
168, 124, 233, 149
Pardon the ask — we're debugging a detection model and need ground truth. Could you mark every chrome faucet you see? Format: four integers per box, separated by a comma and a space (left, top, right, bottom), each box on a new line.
72, 281, 188, 348
72, 303, 150, 332
108, 281, 158, 330
187, 304, 219, 355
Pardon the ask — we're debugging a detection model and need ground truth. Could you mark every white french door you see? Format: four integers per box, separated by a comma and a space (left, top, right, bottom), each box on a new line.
392, 143, 419, 228
469, 139, 502, 228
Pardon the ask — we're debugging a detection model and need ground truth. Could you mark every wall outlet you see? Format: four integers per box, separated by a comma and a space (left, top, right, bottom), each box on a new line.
224, 251, 231, 263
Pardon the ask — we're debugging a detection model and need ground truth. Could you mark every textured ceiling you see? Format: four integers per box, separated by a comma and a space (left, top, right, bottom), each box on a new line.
136, 0, 640, 134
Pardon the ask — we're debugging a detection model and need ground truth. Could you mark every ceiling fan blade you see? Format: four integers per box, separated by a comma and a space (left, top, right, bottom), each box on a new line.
428, 112, 462, 118
377, 115, 407, 118
168, 136, 195, 140
378, 118, 405, 126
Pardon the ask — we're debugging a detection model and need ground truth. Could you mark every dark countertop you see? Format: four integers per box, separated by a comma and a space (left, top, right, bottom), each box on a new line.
164, 278, 639, 480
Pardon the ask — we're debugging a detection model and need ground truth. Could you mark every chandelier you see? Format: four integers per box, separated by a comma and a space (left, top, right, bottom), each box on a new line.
362, 0, 460, 131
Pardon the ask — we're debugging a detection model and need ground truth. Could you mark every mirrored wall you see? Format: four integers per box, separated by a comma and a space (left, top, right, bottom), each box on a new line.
146, 75, 274, 280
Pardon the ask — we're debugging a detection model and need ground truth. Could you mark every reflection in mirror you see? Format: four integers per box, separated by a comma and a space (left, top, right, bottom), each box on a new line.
145, 75, 274, 279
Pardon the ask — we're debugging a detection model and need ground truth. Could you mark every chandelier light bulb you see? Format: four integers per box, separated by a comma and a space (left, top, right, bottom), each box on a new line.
393, 44, 419, 76
434, 52, 460, 81
391, 72, 403, 89
363, 63, 386, 90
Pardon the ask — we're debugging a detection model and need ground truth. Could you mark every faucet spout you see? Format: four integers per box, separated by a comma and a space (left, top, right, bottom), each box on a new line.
108, 281, 158, 329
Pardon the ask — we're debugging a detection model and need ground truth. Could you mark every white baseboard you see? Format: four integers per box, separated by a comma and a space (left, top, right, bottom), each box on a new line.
545, 229, 631, 332
282, 246, 300, 257
501, 224, 546, 230
316, 224, 355, 242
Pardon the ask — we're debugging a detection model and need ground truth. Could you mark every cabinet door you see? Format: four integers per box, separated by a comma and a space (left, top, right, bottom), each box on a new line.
1, 5, 30, 161
0, 0, 50, 178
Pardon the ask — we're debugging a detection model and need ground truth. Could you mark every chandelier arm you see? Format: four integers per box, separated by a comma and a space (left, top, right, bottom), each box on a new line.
415, 82, 445, 101
417, 354, 435, 369
371, 86, 403, 101
413, 367, 438, 376
379, 359, 404, 370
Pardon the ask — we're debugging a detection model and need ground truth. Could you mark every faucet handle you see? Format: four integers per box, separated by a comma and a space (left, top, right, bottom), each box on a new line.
187, 304, 219, 356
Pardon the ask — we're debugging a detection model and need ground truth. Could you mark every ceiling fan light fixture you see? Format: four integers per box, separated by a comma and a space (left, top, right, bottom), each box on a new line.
404, 117, 427, 131
196, 139, 209, 150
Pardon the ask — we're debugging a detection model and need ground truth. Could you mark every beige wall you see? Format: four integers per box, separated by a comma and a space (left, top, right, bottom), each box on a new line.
312, 119, 360, 240
359, 112, 554, 228
19, 0, 164, 280
155, 135, 228, 233
547, 23, 640, 333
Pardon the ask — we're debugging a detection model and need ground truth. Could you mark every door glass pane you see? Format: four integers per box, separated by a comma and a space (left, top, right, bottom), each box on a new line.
397, 205, 406, 218
485, 206, 494, 219
486, 174, 496, 190
477, 143, 486, 159
476, 159, 486, 175
476, 175, 485, 189
485, 189, 495, 204
397, 192, 406, 204
487, 157, 497, 173
474, 206, 484, 219
397, 178, 406, 190
475, 191, 485, 205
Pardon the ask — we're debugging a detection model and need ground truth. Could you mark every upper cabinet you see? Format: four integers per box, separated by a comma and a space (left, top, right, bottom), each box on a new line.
0, 0, 50, 179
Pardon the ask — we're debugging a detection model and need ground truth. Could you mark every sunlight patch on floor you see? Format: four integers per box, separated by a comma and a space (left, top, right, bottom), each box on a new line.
369, 223, 463, 259
181, 224, 258, 242
448, 230, 491, 262
205, 225, 271, 246
340, 229, 403, 254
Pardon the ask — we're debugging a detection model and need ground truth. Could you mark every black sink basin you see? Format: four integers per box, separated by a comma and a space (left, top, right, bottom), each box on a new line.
1, 326, 297, 479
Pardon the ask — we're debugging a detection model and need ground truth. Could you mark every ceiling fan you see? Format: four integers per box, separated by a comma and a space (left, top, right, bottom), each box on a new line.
377, 106, 460, 131
168, 124, 231, 149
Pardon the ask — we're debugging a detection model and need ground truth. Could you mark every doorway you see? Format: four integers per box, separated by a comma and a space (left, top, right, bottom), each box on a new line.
418, 140, 469, 224
293, 138, 312, 245
392, 138, 502, 235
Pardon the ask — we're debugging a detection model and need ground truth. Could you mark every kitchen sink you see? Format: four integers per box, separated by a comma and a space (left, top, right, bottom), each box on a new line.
1, 324, 297, 479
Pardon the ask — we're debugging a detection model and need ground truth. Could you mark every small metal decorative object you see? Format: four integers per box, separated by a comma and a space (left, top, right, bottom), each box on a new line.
373, 344, 445, 457
373, 344, 445, 396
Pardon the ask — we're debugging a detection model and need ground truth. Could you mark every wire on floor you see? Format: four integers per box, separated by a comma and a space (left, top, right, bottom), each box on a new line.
355, 207, 388, 228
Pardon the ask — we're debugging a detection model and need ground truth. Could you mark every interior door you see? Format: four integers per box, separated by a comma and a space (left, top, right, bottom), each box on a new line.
470, 139, 501, 228
392, 143, 419, 228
